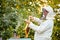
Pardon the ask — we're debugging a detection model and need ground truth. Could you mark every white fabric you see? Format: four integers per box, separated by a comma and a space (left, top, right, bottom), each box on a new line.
28, 5, 55, 40
29, 19, 54, 40
43, 5, 56, 19
33, 17, 43, 24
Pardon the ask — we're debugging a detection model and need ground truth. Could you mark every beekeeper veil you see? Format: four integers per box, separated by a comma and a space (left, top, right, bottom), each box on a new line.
43, 5, 56, 19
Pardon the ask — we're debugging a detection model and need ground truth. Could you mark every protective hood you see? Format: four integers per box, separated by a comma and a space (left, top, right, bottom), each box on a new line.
43, 5, 56, 20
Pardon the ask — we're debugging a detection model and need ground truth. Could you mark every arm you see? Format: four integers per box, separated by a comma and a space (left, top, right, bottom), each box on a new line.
29, 20, 51, 33
33, 17, 43, 24
29, 16, 42, 24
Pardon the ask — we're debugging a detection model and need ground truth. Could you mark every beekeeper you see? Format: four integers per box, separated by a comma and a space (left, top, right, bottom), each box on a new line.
25, 0, 55, 40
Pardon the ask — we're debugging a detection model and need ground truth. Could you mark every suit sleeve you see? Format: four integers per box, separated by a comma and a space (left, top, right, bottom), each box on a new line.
33, 17, 42, 24
29, 20, 51, 33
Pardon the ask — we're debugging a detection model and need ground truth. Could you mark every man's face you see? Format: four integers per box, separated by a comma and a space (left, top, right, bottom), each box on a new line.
43, 8, 48, 17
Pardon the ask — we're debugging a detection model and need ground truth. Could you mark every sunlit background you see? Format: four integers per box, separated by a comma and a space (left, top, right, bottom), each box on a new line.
0, 0, 60, 40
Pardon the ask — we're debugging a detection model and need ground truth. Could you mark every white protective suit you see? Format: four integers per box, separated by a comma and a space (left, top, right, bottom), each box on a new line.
28, 5, 55, 40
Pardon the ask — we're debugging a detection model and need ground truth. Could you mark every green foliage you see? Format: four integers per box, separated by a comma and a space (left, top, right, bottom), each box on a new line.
0, 0, 19, 40
52, 13, 60, 40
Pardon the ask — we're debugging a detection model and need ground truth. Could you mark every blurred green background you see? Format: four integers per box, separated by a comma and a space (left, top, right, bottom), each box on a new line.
0, 0, 60, 40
